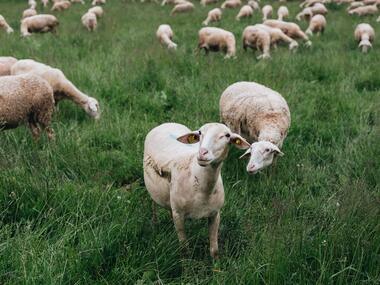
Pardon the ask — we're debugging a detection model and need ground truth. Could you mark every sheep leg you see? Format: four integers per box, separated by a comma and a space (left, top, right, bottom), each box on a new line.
172, 210, 187, 244
29, 121, 41, 140
296, 31, 312, 46
208, 211, 220, 259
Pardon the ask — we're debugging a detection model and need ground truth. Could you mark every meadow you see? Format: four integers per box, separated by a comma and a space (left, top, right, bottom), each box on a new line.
0, 0, 379, 284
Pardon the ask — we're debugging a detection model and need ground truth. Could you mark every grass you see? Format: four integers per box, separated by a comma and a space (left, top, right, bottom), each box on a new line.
0, 0, 379, 284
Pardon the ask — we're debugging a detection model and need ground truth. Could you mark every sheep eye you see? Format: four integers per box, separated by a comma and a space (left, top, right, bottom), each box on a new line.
198, 131, 202, 135
265, 148, 270, 152
225, 133, 230, 138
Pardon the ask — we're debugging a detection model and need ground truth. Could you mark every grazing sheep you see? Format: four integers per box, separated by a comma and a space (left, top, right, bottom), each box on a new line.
11, 59, 100, 119
20, 14, 59, 37
41, 0, 49, 7
347, 1, 365, 11
363, 0, 378, 4
264, 20, 312, 46
220, 81, 290, 173
310, 3, 328, 15
198, 27, 236, 59
242, 24, 298, 59
51, 1, 71, 11
300, 0, 328, 8
92, 0, 106, 4
248, 0, 260, 10
354, 23, 375, 52
297, 3, 328, 20
88, 6, 104, 18
262, 5, 273, 20
161, 0, 181, 5
201, 0, 219, 6
221, 0, 241, 9
203, 8, 222, 26
29, 0, 37, 9
143, 122, 250, 258
306, 14, 326, 35
71, 0, 85, 4
277, 6, 289, 20
296, 7, 313, 21
0, 15, 13, 34
82, 12, 97, 31
156, 24, 177, 50
22, 8, 37, 19
171, 2, 194, 15
348, 5, 378, 15
0, 57, 18, 76
236, 5, 254, 20
0, 74, 55, 140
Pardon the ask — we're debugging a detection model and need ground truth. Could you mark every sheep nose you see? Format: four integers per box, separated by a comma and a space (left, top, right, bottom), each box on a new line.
199, 148, 209, 158
247, 165, 256, 173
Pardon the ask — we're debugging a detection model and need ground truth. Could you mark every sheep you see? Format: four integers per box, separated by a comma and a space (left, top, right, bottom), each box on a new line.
198, 27, 236, 59
92, 0, 106, 5
201, 0, 219, 6
221, 0, 241, 9
377, 15, 380, 21
219, 81, 290, 173
51, 1, 71, 11
88, 6, 104, 18
11, 59, 100, 119
71, 0, 85, 4
143, 122, 250, 259
363, 0, 379, 4
22, 8, 37, 19
354, 23, 375, 53
236, 5, 254, 20
161, 0, 179, 6
0, 57, 18, 76
156, 24, 177, 50
296, 7, 313, 21
277, 6, 289, 20
264, 20, 312, 46
0, 74, 55, 140
171, 2, 194, 16
41, 0, 49, 7
242, 24, 298, 59
347, 1, 365, 11
262, 5, 273, 20
348, 5, 378, 15
297, 3, 328, 21
203, 8, 222, 26
0, 15, 13, 34
306, 14, 326, 35
29, 0, 37, 9
248, 0, 260, 10
82, 12, 97, 31
300, 0, 328, 8
20, 14, 59, 37
310, 3, 328, 15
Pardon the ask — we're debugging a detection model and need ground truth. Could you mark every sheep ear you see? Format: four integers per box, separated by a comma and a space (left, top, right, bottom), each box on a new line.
177, 132, 200, 144
239, 148, 251, 159
271, 145, 284, 157
230, 134, 250, 150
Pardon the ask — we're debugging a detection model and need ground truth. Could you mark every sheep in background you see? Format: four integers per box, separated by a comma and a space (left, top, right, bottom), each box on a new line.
156, 24, 177, 50
221, 0, 241, 9
264, 20, 312, 46
306, 14, 326, 35
248, 0, 260, 10
171, 2, 194, 15
11, 59, 100, 119
20, 14, 59, 37
92, 0, 106, 5
0, 57, 18, 76
201, 0, 219, 6
347, 2, 365, 11
277, 6, 289, 20
0, 74, 55, 140
348, 5, 378, 16
236, 5, 254, 20
262, 5, 273, 20
82, 12, 97, 31
71, 0, 85, 4
88, 6, 104, 18
22, 8, 37, 19
354, 23, 375, 52
51, 1, 71, 11
144, 123, 250, 259
203, 8, 222, 26
198, 27, 236, 59
220, 81, 290, 174
0, 15, 14, 34
41, 0, 49, 7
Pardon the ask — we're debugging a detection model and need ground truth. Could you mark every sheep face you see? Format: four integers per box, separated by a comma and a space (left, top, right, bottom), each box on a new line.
85, 97, 100, 119
177, 123, 250, 167
241, 141, 283, 174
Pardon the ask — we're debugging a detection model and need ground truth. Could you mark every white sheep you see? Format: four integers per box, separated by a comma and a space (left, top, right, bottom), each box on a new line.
0, 74, 55, 140
247, 0, 260, 10
0, 15, 14, 34
51, 1, 71, 11
198, 27, 236, 59
347, 1, 365, 11
20, 14, 59, 37
201, 0, 219, 6
306, 14, 326, 35
92, 0, 106, 5
277, 6, 289, 20
354, 23, 375, 52
171, 2, 194, 15
0, 57, 18, 76
11, 59, 100, 119
88, 6, 104, 18
242, 24, 298, 59
310, 3, 328, 15
221, 0, 242, 9
71, 0, 85, 4
143, 122, 250, 258
29, 0, 37, 9
41, 0, 49, 7
296, 7, 313, 21
296, 3, 328, 21
300, 0, 328, 8
348, 4, 378, 15
236, 5, 254, 20
377, 15, 380, 21
220, 81, 290, 173
264, 20, 312, 46
203, 8, 222, 26
22, 8, 37, 19
82, 12, 97, 31
156, 24, 177, 50
262, 5, 273, 20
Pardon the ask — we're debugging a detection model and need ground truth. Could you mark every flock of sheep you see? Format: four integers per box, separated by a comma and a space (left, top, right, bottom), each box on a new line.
0, 0, 378, 259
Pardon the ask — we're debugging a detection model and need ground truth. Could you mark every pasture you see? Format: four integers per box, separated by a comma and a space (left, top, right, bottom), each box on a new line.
0, 0, 379, 283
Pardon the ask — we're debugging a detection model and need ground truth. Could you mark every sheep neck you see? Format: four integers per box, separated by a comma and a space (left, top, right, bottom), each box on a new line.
192, 158, 223, 196
56, 79, 89, 106
258, 125, 282, 146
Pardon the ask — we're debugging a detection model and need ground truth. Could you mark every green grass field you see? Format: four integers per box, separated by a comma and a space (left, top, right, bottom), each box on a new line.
0, 0, 379, 284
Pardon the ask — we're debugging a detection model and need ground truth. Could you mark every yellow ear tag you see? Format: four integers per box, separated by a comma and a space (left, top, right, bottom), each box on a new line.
235, 139, 241, 145
188, 134, 197, 143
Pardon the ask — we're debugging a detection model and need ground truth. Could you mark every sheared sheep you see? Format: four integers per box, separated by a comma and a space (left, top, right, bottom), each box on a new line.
264, 20, 312, 46
11, 59, 100, 119
297, 3, 327, 21
300, 0, 328, 8
221, 0, 241, 9
220, 81, 290, 173
29, 0, 37, 9
347, 1, 365, 11
348, 4, 378, 15
171, 2, 194, 15
20, 14, 59, 37
198, 27, 236, 59
41, 0, 49, 7
262, 5, 273, 20
248, 0, 260, 10
92, 0, 106, 5
71, 0, 85, 4
201, 0, 219, 6
51, 0, 71, 11
88, 6, 104, 17
296, 7, 313, 21
306, 14, 326, 35
156, 24, 177, 50
354, 23, 375, 52
0, 57, 18, 76
203, 8, 222, 26
0, 15, 14, 34
277, 6, 289, 20
82, 12, 97, 31
0, 74, 55, 140
22, 8, 37, 19
143, 122, 250, 258
236, 5, 254, 20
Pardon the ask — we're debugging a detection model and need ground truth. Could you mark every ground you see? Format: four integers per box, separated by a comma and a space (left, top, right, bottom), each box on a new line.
0, 0, 379, 284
